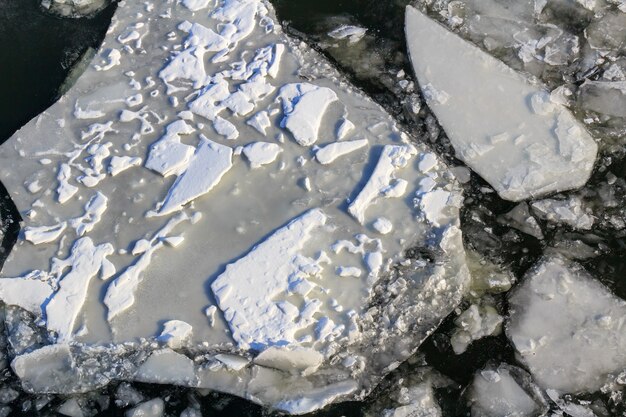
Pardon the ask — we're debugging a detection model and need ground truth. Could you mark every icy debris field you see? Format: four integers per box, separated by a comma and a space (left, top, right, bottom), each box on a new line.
0, 0, 626, 415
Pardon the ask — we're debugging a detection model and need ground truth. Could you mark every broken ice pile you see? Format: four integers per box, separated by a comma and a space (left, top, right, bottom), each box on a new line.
0, 0, 470, 413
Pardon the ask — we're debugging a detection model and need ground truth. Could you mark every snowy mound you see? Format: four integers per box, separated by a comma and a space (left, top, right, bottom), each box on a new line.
0, 0, 469, 413
405, 6, 598, 202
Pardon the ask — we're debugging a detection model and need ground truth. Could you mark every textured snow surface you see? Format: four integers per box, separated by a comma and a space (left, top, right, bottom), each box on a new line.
0, 0, 469, 412
508, 257, 626, 394
405, 6, 598, 202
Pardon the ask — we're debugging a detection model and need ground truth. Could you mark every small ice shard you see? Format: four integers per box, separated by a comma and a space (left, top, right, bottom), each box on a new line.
279, 83, 338, 146
372, 217, 393, 235
328, 25, 368, 44
348, 144, 417, 224
213, 116, 239, 140
211, 209, 328, 349
242, 142, 282, 168
405, 6, 598, 201
145, 120, 196, 178
126, 398, 164, 417
468, 364, 547, 417
507, 256, 626, 393
450, 304, 503, 354
336, 118, 355, 140
157, 320, 193, 349
57, 398, 83, 417
315, 139, 368, 165
531, 196, 594, 230
497, 203, 544, 240
23, 223, 68, 245
366, 369, 444, 417
155, 137, 233, 216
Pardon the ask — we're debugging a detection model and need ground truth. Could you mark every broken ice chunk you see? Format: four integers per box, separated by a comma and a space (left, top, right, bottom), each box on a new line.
279, 83, 338, 147
405, 6, 598, 201
348, 144, 417, 224
328, 25, 368, 44
155, 136, 233, 216
145, 120, 196, 178
315, 139, 368, 165
242, 142, 282, 169
450, 304, 503, 354
507, 256, 626, 393
531, 196, 594, 230
157, 320, 193, 349
468, 363, 547, 417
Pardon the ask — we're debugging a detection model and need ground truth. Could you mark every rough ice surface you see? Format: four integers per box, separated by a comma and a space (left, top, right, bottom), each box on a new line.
468, 363, 547, 417
0, 0, 469, 412
365, 367, 448, 417
450, 304, 503, 355
405, 6, 598, 202
507, 256, 626, 394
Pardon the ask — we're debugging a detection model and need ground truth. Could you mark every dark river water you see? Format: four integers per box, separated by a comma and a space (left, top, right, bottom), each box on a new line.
0, 0, 624, 416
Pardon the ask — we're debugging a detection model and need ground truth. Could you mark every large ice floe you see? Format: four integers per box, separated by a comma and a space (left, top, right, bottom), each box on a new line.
405, 6, 598, 202
0, 0, 469, 413
507, 256, 626, 395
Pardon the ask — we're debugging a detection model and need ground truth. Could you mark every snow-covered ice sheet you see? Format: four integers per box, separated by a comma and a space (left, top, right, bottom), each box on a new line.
405, 6, 598, 202
507, 256, 626, 394
0, 0, 469, 412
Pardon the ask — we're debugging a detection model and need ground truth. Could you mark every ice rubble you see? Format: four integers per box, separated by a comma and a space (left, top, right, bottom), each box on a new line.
0, 0, 469, 413
507, 256, 626, 394
41, 0, 109, 17
405, 6, 598, 202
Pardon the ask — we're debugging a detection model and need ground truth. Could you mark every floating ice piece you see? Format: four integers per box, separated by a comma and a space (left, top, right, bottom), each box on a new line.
405, 6, 598, 201
507, 256, 626, 393
0, 0, 469, 412
497, 203, 544, 240
468, 363, 547, 417
450, 304, 503, 354
328, 25, 368, 44
531, 196, 594, 230
126, 398, 164, 417
579, 80, 626, 118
